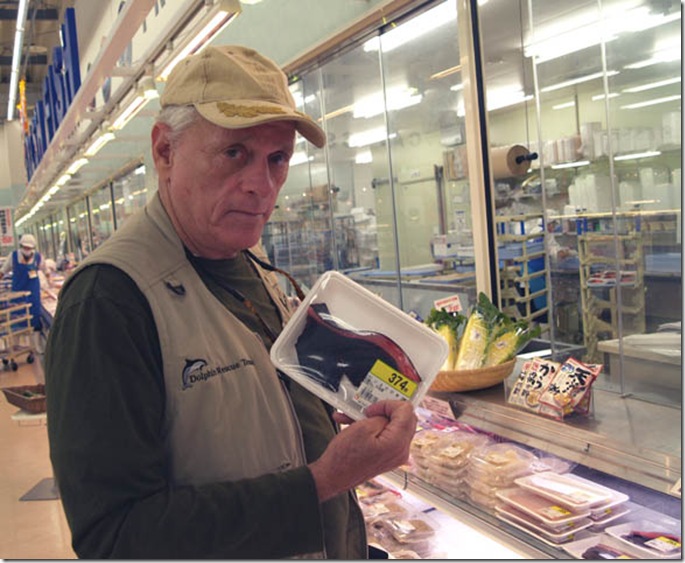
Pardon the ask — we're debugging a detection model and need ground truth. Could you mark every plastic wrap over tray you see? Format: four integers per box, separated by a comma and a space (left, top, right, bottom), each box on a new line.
270, 271, 448, 420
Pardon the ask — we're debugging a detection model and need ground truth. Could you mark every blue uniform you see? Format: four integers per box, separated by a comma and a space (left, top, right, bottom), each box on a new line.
11, 250, 42, 331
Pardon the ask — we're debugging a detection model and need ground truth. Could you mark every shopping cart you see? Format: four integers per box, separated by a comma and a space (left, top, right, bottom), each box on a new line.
0, 291, 36, 371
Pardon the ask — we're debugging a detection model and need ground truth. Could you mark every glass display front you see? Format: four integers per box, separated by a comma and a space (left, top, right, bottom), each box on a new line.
477, 0, 682, 406
67, 199, 92, 262
112, 166, 148, 231
276, 0, 481, 315
89, 184, 115, 249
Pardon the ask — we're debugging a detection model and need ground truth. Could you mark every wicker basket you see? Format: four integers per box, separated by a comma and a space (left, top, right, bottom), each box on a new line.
430, 359, 516, 392
1, 384, 47, 414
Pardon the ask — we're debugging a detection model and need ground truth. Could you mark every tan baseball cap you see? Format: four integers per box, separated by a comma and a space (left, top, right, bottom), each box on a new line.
160, 45, 326, 148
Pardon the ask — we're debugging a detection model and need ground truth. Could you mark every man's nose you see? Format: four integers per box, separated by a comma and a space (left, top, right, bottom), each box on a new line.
241, 160, 276, 196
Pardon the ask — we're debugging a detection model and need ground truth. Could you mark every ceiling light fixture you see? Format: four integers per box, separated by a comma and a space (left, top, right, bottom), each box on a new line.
6, 0, 30, 120
158, 0, 242, 81
84, 130, 116, 157
110, 78, 159, 131
622, 77, 681, 93
552, 101, 576, 110
66, 158, 89, 175
348, 127, 397, 148
620, 94, 681, 109
591, 93, 620, 101
540, 71, 619, 93
614, 150, 661, 161
353, 86, 423, 119
551, 160, 591, 170
363, 0, 456, 53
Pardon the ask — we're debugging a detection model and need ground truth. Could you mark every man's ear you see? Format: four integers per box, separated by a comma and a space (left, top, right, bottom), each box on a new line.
151, 123, 173, 172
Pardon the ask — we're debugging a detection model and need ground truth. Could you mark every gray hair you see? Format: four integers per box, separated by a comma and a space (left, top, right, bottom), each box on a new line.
155, 105, 202, 145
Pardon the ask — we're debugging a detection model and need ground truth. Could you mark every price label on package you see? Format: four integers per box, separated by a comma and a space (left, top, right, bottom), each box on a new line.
354, 359, 418, 410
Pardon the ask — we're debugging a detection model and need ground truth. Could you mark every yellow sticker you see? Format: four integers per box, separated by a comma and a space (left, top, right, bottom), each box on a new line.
369, 359, 418, 399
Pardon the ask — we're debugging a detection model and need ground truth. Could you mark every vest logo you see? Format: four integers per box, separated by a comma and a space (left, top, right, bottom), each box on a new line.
181, 357, 256, 390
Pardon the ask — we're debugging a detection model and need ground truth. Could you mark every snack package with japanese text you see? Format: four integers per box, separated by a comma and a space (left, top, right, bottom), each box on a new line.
507, 358, 561, 413
538, 358, 602, 420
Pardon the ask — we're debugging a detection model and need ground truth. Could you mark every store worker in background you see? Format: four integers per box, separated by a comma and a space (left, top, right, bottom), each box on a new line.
45, 45, 416, 559
0, 233, 49, 335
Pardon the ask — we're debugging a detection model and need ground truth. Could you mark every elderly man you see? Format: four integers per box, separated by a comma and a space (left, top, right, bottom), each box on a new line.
45, 45, 416, 559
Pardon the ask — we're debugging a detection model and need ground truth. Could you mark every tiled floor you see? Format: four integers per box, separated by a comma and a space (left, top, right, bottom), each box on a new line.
0, 357, 76, 559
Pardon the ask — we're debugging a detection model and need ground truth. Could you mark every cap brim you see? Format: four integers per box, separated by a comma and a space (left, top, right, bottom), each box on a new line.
196, 100, 326, 148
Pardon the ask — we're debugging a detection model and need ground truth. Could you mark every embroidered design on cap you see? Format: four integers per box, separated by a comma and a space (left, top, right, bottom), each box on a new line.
217, 102, 288, 118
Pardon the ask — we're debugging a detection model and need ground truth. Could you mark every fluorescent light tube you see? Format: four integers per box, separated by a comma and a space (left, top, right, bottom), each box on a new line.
620, 94, 681, 109
56, 173, 72, 186
111, 93, 149, 130
551, 160, 590, 170
84, 131, 116, 156
363, 1, 456, 53
348, 127, 397, 148
158, 0, 242, 81
622, 77, 681, 93
355, 150, 373, 164
552, 101, 576, 110
7, 0, 30, 120
353, 86, 422, 119
67, 158, 89, 175
614, 151, 661, 161
591, 93, 620, 101
540, 71, 619, 93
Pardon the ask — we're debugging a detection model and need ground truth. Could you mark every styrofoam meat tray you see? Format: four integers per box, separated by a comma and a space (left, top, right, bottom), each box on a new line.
562, 533, 645, 559
560, 473, 630, 519
495, 503, 593, 541
495, 509, 593, 547
514, 471, 614, 511
270, 271, 448, 420
605, 518, 681, 559
495, 487, 590, 529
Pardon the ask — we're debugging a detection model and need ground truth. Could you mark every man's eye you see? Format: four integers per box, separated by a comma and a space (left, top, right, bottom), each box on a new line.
225, 147, 245, 159
271, 152, 290, 166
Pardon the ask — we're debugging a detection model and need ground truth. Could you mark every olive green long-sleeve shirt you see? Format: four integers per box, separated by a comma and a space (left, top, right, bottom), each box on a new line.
45, 254, 365, 559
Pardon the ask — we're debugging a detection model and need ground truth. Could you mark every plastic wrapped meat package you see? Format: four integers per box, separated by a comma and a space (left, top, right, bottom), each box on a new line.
465, 442, 538, 510
271, 272, 448, 420
368, 511, 438, 558
514, 471, 615, 512
606, 517, 681, 559
495, 502, 593, 545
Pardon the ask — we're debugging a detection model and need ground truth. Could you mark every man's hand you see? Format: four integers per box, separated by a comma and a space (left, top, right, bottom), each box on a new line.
308, 400, 417, 502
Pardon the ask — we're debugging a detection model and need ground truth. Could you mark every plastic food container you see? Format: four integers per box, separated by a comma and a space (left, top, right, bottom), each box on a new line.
496, 503, 593, 544
556, 474, 630, 520
426, 431, 492, 472
497, 504, 592, 543
467, 443, 537, 486
606, 517, 682, 559
514, 471, 613, 511
562, 534, 643, 559
496, 487, 591, 528
271, 271, 448, 420
378, 513, 438, 544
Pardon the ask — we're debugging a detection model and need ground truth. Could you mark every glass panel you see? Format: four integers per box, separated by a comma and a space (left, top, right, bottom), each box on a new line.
112, 166, 148, 230
516, 0, 682, 407
89, 185, 115, 249
378, 0, 477, 316
600, 0, 681, 403
272, 0, 482, 316
68, 199, 92, 261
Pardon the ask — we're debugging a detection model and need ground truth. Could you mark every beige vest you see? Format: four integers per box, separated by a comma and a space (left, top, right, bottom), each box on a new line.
74, 194, 307, 486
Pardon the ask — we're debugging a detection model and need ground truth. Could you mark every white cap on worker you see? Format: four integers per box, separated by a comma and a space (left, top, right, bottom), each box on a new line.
19, 234, 36, 249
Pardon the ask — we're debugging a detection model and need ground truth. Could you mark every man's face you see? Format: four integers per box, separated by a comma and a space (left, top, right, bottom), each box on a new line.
20, 245, 34, 258
153, 118, 296, 259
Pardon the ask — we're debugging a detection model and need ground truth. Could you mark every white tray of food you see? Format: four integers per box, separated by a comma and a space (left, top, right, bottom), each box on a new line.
605, 517, 681, 559
495, 487, 590, 529
514, 471, 613, 511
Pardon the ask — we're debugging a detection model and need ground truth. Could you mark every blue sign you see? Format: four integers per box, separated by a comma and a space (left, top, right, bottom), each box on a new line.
25, 7, 81, 181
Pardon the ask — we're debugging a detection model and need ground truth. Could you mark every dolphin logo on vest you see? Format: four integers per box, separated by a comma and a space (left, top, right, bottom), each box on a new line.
182, 358, 208, 390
